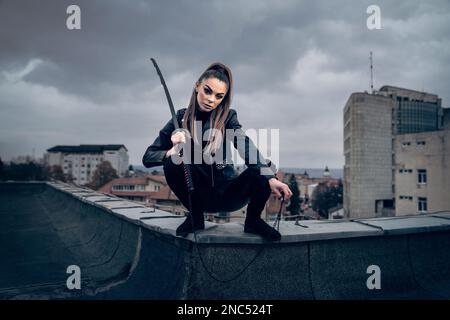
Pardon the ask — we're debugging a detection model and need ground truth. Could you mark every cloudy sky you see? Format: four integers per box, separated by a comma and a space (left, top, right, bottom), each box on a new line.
1, 0, 449, 168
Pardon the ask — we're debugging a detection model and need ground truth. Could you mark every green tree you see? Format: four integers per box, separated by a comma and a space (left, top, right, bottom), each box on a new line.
311, 181, 343, 219
286, 174, 301, 219
89, 161, 118, 190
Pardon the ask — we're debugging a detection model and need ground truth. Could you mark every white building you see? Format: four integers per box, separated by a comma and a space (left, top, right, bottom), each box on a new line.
45, 144, 129, 185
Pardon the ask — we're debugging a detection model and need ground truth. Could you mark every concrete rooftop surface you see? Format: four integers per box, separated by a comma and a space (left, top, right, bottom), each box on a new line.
0, 181, 449, 299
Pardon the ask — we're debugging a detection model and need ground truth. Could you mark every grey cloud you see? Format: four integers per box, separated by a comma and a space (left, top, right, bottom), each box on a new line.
0, 0, 449, 167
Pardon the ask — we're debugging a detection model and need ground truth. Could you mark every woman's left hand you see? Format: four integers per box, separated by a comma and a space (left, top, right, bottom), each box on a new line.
268, 178, 293, 200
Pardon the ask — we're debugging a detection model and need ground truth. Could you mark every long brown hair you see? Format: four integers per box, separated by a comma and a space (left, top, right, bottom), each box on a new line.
181, 62, 233, 155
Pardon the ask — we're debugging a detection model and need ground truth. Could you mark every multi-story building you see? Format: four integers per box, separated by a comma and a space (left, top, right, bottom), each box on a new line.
343, 92, 395, 218
45, 144, 129, 185
344, 86, 447, 218
395, 125, 450, 216
97, 174, 186, 214
380, 85, 443, 134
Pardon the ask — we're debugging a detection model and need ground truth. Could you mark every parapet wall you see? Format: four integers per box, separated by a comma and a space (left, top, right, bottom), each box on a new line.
0, 182, 449, 299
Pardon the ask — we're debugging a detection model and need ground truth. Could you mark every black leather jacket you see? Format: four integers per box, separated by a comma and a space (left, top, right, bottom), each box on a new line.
142, 108, 277, 188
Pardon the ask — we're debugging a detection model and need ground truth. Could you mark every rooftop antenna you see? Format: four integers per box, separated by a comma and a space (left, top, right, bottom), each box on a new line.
370, 51, 374, 93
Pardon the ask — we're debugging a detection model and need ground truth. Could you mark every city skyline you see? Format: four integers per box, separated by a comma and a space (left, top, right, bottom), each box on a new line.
1, 0, 449, 168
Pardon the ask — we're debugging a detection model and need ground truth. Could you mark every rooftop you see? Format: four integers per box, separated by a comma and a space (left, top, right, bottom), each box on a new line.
1, 181, 449, 299
47, 144, 128, 153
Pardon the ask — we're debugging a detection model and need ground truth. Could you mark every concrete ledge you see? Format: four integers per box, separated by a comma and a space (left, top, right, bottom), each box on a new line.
1, 181, 449, 299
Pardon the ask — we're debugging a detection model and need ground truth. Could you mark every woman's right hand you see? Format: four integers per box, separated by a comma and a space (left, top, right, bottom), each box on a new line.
171, 130, 187, 145
166, 130, 188, 157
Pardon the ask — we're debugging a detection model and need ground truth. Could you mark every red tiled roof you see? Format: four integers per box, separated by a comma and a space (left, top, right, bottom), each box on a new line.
97, 175, 167, 192
109, 176, 166, 185
147, 175, 167, 184
149, 186, 179, 201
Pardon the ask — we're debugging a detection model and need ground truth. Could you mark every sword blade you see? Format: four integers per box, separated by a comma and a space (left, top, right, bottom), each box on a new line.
150, 58, 180, 130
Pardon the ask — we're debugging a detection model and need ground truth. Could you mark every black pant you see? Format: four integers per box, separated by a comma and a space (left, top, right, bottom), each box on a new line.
163, 158, 271, 218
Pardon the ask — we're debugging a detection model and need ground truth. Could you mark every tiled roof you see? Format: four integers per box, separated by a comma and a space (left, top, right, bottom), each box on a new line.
147, 175, 167, 184
47, 144, 128, 153
97, 175, 167, 193
149, 186, 179, 201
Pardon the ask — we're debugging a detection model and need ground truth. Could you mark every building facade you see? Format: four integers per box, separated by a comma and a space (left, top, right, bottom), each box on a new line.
46, 144, 129, 185
97, 175, 185, 214
380, 85, 443, 134
395, 128, 450, 216
343, 92, 395, 218
344, 86, 447, 218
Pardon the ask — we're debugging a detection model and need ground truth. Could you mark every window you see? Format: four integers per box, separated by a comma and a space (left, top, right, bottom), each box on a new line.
399, 196, 413, 200
402, 142, 411, 147
417, 169, 427, 184
416, 141, 426, 145
112, 185, 135, 191
418, 197, 427, 213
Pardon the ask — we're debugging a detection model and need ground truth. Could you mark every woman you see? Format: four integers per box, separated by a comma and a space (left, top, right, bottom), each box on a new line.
143, 62, 292, 241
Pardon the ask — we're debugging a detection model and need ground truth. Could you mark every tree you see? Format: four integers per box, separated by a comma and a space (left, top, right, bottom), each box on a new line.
65, 172, 74, 183
0, 157, 4, 180
4, 161, 48, 181
48, 165, 66, 182
311, 181, 343, 219
286, 174, 301, 219
89, 161, 118, 190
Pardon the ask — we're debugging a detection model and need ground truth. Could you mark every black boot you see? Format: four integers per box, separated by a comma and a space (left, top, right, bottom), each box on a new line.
176, 212, 205, 237
244, 217, 281, 241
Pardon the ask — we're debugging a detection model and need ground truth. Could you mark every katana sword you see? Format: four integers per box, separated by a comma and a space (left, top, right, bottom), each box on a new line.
150, 58, 179, 131
150, 58, 194, 192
